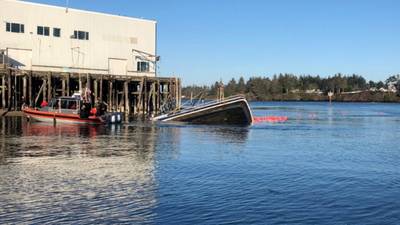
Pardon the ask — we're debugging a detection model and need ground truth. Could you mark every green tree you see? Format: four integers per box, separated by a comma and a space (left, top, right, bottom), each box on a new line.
224, 78, 237, 97
236, 76, 246, 94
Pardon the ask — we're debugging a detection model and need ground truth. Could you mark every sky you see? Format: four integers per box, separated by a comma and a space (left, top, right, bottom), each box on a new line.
26, 0, 400, 85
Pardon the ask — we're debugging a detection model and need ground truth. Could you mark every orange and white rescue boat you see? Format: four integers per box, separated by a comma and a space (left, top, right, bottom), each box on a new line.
23, 96, 122, 124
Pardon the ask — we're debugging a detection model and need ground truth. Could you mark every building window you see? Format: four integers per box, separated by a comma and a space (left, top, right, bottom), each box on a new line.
78, 31, 85, 40
72, 30, 89, 40
37, 26, 50, 36
53, 28, 61, 37
137, 61, 150, 72
37, 26, 43, 35
6, 22, 24, 33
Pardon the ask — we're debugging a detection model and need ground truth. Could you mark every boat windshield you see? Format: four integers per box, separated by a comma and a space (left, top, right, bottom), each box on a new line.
60, 99, 79, 110
48, 98, 57, 108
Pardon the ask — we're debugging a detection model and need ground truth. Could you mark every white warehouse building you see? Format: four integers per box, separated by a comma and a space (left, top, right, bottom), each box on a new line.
0, 0, 157, 77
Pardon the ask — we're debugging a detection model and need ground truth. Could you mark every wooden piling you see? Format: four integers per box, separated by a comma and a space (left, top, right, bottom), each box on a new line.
79, 74, 82, 92
66, 73, 70, 96
93, 79, 98, 100
22, 75, 27, 104
28, 72, 32, 106
147, 82, 153, 113
156, 80, 160, 113
7, 70, 11, 109
43, 78, 47, 102
86, 74, 91, 90
151, 82, 156, 113
109, 80, 113, 111
137, 78, 144, 114
47, 73, 52, 101
99, 76, 103, 102
144, 77, 147, 114
1, 76, 5, 109
124, 81, 129, 115
61, 77, 66, 97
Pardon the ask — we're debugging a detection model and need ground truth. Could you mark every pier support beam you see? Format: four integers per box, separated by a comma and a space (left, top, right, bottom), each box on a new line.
47, 73, 52, 101
124, 81, 129, 116
79, 74, 82, 92
0, 67, 180, 115
137, 78, 144, 114
93, 79, 98, 100
66, 73, 70, 96
86, 74, 91, 90
99, 76, 103, 102
22, 75, 27, 104
1, 76, 5, 109
109, 80, 113, 111
28, 73, 32, 106
7, 71, 11, 110
43, 78, 47, 102
151, 82, 156, 114
157, 80, 160, 113
144, 77, 147, 114
61, 77, 66, 97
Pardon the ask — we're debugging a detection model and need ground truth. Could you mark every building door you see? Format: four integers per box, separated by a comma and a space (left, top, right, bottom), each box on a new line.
108, 58, 127, 75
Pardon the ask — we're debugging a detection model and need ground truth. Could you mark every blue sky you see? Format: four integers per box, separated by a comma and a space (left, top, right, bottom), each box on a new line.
26, 0, 400, 85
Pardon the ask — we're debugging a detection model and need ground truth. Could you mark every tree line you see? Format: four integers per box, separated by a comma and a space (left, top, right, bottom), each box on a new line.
182, 74, 400, 101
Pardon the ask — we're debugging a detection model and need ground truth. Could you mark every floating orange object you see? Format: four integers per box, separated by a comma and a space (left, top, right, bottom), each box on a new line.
253, 116, 288, 123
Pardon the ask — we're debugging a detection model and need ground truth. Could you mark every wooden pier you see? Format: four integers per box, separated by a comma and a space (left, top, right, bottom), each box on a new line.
0, 65, 182, 117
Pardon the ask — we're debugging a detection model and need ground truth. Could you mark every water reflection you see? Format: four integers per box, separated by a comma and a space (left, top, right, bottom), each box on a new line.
157, 122, 249, 144
0, 118, 161, 224
0, 117, 250, 224
0, 118, 250, 162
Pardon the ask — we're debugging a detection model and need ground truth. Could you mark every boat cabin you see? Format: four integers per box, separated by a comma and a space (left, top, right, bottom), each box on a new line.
43, 97, 82, 114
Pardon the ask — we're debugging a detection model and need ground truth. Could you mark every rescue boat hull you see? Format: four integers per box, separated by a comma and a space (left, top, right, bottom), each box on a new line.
23, 107, 104, 125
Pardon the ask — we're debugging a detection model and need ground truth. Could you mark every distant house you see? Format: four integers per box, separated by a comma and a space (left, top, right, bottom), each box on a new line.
379, 87, 388, 93
385, 75, 400, 93
341, 90, 363, 94
387, 82, 398, 93
369, 87, 378, 92
305, 89, 323, 94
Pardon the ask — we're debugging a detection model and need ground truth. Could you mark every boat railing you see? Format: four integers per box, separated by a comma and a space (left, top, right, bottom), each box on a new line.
169, 95, 247, 116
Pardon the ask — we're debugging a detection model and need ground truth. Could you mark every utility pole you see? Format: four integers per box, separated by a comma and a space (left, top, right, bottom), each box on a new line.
66, 0, 69, 13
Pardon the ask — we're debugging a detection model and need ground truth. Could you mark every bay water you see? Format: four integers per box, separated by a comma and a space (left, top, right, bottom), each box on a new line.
0, 102, 399, 224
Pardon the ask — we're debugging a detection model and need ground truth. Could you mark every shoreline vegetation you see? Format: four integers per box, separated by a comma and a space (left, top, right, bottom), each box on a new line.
183, 74, 400, 103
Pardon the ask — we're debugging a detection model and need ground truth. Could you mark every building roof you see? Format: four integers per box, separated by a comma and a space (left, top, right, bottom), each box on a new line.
12, 0, 157, 24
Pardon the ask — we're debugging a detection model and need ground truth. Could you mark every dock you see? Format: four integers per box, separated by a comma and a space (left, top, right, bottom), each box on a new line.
0, 64, 182, 117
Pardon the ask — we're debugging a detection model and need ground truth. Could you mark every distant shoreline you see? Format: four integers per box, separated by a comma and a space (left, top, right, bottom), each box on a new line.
251, 91, 400, 103
182, 74, 400, 104
190, 91, 400, 103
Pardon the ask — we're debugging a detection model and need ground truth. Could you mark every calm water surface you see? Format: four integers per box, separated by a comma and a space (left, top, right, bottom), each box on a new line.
1, 102, 400, 224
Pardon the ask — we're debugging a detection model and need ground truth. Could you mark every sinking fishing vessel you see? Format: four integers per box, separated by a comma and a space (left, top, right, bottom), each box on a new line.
152, 95, 253, 125
23, 95, 122, 124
